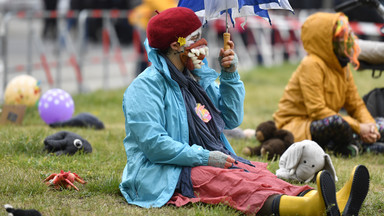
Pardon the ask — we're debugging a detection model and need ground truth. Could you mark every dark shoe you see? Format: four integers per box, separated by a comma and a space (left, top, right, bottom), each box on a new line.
346, 144, 359, 157
334, 144, 360, 157
364, 142, 384, 154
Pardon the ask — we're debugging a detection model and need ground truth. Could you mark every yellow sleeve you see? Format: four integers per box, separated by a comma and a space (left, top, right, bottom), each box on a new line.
342, 68, 375, 133
143, 0, 178, 11
128, 5, 154, 29
128, 0, 177, 29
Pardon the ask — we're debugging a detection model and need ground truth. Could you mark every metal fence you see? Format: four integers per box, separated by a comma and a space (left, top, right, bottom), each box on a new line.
0, 9, 383, 102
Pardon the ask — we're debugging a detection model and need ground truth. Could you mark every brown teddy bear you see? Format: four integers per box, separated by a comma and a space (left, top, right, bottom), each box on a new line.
242, 120, 294, 160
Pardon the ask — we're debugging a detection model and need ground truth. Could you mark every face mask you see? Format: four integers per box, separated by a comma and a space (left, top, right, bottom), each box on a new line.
333, 31, 355, 58
179, 38, 209, 71
332, 15, 360, 68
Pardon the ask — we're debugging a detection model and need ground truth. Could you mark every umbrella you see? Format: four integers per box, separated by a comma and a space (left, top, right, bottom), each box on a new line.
178, 0, 294, 50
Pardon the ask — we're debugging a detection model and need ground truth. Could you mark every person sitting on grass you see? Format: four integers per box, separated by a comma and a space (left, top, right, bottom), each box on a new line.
273, 12, 383, 157
119, 7, 369, 215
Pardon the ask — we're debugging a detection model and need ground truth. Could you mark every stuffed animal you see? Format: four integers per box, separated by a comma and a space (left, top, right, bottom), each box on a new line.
49, 112, 105, 130
242, 120, 294, 160
276, 140, 338, 183
223, 127, 256, 139
44, 131, 92, 156
4, 204, 42, 216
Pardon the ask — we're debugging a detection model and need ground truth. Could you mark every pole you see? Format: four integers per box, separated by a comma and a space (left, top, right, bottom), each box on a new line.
1, 13, 11, 102
102, 13, 110, 90
223, 9, 230, 51
26, 11, 33, 75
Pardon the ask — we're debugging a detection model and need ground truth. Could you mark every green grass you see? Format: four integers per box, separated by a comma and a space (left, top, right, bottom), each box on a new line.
1, 63, 383, 215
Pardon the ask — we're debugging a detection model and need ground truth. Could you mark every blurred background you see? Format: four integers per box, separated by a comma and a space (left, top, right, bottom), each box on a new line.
0, 0, 383, 102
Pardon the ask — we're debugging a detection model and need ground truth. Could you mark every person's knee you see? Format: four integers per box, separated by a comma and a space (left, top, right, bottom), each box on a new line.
329, 115, 350, 129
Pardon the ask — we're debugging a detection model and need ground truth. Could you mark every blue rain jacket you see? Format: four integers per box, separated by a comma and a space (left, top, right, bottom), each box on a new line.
119, 39, 245, 208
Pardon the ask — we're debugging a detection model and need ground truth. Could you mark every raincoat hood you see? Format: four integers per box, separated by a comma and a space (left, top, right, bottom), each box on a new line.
301, 12, 344, 72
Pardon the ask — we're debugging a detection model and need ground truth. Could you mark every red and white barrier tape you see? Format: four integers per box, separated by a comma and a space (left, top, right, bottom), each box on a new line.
11, 10, 383, 37
10, 53, 136, 73
14, 9, 130, 19
223, 15, 384, 37
350, 21, 384, 37
6, 11, 383, 79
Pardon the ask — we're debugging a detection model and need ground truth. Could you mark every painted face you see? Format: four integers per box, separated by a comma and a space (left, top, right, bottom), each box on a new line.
332, 15, 360, 67
185, 28, 202, 47
333, 29, 355, 58
179, 28, 209, 70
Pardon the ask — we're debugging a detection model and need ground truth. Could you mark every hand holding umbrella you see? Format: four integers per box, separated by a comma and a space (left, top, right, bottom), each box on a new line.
220, 40, 238, 72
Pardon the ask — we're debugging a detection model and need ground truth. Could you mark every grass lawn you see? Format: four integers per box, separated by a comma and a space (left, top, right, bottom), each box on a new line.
1, 63, 383, 215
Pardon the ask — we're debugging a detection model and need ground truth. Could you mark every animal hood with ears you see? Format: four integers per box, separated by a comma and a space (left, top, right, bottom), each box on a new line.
276, 140, 337, 183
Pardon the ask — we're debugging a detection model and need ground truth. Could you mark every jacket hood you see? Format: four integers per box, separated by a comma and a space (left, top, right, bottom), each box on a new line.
301, 12, 344, 71
144, 38, 170, 76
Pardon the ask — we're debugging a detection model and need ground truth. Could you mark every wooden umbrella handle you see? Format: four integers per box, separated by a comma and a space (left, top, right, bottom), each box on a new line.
223, 32, 231, 51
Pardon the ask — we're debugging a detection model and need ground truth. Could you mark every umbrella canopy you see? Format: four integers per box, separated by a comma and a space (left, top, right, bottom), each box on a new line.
178, 0, 294, 28
178, 0, 294, 50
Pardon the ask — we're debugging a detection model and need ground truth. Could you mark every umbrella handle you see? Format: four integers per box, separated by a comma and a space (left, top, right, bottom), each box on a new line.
223, 32, 231, 51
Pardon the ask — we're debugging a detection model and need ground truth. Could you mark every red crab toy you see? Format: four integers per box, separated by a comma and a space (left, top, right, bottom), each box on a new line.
44, 170, 86, 191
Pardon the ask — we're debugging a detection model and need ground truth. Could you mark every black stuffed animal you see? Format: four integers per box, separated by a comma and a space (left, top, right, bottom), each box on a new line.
44, 131, 92, 155
49, 112, 105, 130
4, 204, 42, 216
242, 120, 294, 160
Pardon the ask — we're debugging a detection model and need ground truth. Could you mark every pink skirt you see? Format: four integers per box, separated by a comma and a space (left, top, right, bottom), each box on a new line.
167, 161, 312, 214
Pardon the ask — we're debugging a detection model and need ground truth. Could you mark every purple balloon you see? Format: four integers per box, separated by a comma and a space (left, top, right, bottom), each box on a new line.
38, 88, 75, 124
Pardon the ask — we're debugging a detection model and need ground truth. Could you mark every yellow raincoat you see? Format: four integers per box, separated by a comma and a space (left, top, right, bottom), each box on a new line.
273, 12, 375, 142
128, 0, 177, 30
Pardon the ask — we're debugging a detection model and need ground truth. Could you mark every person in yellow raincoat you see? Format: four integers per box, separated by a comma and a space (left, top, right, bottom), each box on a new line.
273, 12, 383, 156
128, 0, 177, 76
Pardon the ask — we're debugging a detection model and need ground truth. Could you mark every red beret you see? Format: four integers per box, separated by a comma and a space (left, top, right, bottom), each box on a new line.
147, 7, 202, 50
